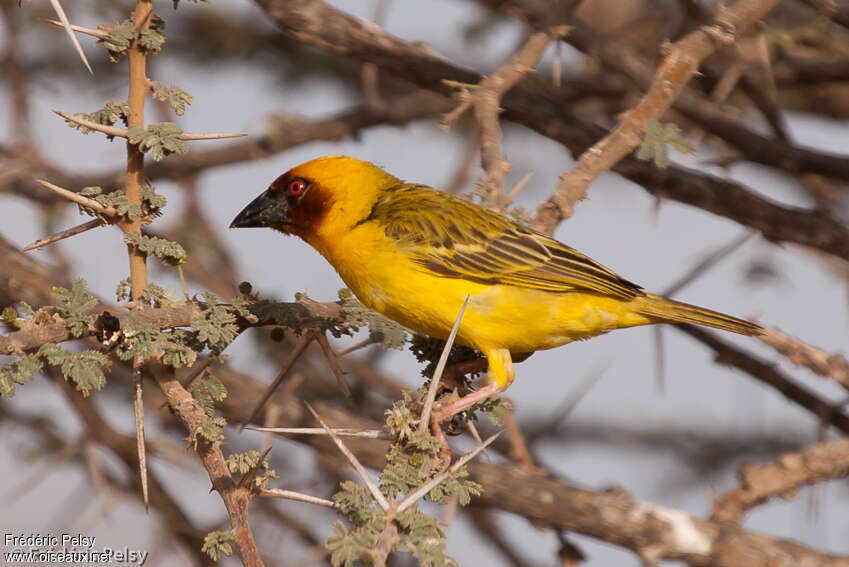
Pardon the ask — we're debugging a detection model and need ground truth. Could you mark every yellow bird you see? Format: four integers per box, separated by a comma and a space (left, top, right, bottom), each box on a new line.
231, 156, 762, 421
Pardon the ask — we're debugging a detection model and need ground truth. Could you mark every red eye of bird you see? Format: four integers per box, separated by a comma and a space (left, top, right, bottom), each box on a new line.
288, 179, 306, 196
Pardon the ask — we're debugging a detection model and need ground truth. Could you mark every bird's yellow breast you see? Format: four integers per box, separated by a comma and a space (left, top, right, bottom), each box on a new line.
314, 221, 651, 356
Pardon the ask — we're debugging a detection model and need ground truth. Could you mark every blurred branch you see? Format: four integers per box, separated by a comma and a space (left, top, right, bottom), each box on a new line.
255, 0, 849, 259
758, 326, 849, 394
679, 325, 849, 435
483, 2, 849, 189
535, 0, 782, 229
713, 437, 849, 522
49, 372, 214, 565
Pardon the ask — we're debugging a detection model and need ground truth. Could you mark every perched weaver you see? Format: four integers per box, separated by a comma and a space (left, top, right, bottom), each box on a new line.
231, 156, 762, 424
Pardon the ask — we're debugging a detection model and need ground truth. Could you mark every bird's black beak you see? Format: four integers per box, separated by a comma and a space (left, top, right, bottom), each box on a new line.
230, 192, 289, 229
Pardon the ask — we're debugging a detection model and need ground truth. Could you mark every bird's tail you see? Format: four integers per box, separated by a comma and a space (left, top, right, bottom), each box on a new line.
637, 293, 762, 335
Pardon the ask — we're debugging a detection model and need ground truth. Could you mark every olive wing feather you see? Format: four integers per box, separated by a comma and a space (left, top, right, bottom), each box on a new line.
374, 184, 644, 300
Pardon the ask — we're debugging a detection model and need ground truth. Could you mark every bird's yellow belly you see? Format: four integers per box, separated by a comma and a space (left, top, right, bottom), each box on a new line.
334, 249, 651, 355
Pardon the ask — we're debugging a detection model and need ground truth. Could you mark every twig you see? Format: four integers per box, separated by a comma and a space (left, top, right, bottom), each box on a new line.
82, 440, 111, 509
241, 332, 315, 429
713, 438, 849, 521
654, 231, 753, 394
419, 294, 470, 433
525, 362, 608, 445
468, 508, 534, 567
502, 170, 534, 207
397, 432, 500, 513
23, 218, 107, 252
246, 426, 392, 439
503, 412, 536, 468
47, 0, 92, 74
54, 110, 246, 141
132, 359, 148, 511
338, 337, 376, 356
33, 178, 118, 216
314, 332, 352, 400
662, 231, 755, 296
304, 402, 390, 511
260, 488, 337, 508
3, 441, 80, 504
41, 18, 109, 39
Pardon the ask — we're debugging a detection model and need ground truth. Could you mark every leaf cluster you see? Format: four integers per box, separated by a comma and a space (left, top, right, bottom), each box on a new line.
190, 372, 228, 443
124, 231, 187, 265
226, 449, 278, 490
151, 82, 193, 116
67, 101, 130, 139
326, 395, 482, 566
190, 292, 239, 355
52, 278, 99, 337
79, 182, 165, 222
96, 14, 166, 62
127, 122, 188, 162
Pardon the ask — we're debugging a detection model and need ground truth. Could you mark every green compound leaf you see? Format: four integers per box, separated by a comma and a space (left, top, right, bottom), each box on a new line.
141, 182, 167, 211
127, 122, 188, 161
116, 323, 165, 361
124, 231, 187, 265
96, 20, 135, 62
327, 522, 378, 567
138, 15, 166, 55
428, 468, 482, 507
190, 293, 238, 354
52, 278, 98, 337
333, 480, 378, 526
151, 82, 193, 116
226, 449, 264, 475
173, 0, 210, 8
0, 355, 43, 398
39, 343, 110, 397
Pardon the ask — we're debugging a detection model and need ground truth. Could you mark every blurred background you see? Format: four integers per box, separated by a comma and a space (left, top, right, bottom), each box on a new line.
1, 0, 848, 565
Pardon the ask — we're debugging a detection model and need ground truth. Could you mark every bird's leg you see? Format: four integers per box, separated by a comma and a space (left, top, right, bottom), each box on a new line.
440, 358, 488, 392
430, 382, 502, 425
431, 348, 513, 424
429, 349, 513, 463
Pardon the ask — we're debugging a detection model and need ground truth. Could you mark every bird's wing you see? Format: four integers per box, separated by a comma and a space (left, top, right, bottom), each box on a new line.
375, 185, 644, 300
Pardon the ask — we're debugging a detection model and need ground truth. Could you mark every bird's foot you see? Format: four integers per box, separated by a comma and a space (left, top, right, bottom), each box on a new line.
428, 382, 501, 467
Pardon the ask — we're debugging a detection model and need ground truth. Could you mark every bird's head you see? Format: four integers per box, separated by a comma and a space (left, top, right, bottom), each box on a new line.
230, 156, 400, 243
